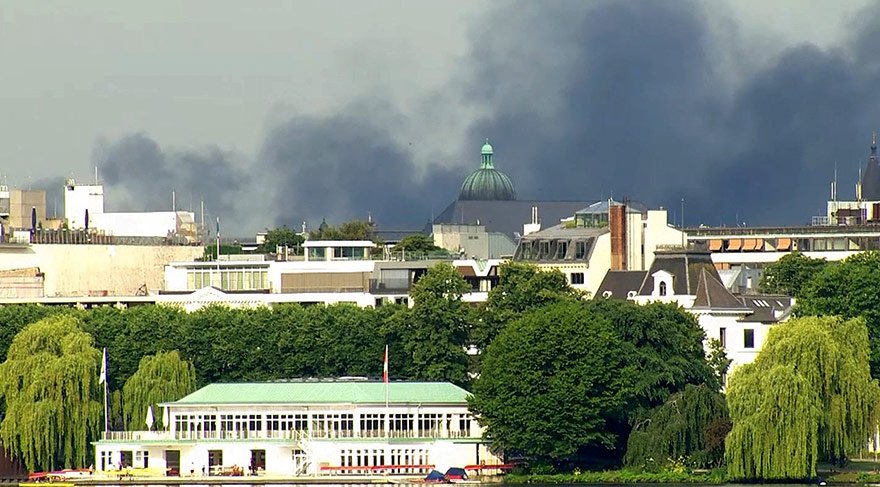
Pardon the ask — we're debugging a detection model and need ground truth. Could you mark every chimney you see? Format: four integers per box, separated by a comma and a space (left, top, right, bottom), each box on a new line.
610, 203, 627, 270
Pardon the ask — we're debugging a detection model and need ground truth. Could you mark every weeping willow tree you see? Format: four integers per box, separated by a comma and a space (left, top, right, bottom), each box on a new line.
123, 351, 195, 430
625, 384, 729, 469
726, 316, 880, 480
0, 315, 103, 471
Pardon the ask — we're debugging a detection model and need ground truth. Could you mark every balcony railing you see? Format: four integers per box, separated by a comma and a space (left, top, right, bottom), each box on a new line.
102, 428, 475, 442
368, 278, 413, 294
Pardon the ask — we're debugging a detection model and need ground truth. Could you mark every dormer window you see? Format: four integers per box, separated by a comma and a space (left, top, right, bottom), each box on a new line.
651, 270, 674, 297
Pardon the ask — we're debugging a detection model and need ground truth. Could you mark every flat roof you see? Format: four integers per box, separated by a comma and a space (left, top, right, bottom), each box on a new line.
303, 240, 376, 248
172, 381, 468, 406
686, 225, 880, 238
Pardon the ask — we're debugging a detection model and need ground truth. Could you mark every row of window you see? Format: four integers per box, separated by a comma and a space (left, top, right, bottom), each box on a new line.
186, 270, 269, 291
173, 412, 473, 436
100, 450, 148, 470
340, 448, 430, 469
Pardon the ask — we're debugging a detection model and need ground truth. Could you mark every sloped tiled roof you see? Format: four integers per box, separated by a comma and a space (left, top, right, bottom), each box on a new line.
172, 381, 468, 406
692, 268, 750, 310
637, 248, 717, 296
596, 270, 648, 299
737, 295, 794, 323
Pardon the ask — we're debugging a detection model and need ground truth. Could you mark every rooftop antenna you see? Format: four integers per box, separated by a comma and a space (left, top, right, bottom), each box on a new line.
832, 161, 838, 202
172, 190, 176, 212
681, 197, 686, 247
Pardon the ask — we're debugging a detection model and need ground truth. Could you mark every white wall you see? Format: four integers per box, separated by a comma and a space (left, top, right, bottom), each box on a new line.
92, 212, 181, 238
64, 184, 104, 229
643, 209, 685, 270
0, 244, 203, 296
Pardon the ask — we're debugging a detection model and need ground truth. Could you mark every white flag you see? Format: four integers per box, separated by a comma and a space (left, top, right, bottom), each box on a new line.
99, 347, 107, 385
146, 405, 155, 430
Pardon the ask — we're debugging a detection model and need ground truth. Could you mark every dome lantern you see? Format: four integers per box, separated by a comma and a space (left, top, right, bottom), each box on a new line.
459, 139, 516, 201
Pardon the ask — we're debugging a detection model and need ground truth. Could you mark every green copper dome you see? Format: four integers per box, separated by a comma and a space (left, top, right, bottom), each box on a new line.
459, 139, 517, 201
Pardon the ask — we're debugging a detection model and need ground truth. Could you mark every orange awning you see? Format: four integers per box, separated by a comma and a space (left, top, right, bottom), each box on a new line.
708, 239, 722, 251
726, 239, 742, 251
742, 239, 757, 251
753, 238, 764, 251
776, 238, 791, 250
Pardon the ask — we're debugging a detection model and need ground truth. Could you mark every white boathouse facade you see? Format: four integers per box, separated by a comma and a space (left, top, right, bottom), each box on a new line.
94, 380, 499, 477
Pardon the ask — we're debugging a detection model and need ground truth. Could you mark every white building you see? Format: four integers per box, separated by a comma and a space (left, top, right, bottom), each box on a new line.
160, 241, 503, 310
63, 179, 198, 242
596, 248, 793, 378
64, 179, 104, 230
94, 380, 499, 478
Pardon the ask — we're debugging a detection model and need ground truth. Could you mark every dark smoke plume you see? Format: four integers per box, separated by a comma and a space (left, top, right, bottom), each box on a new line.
99, 133, 249, 225
257, 111, 461, 230
98, 1, 880, 233
467, 1, 880, 226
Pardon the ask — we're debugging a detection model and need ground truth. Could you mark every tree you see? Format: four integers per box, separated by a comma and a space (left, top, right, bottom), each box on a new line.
625, 384, 729, 469
759, 252, 828, 296
706, 338, 732, 389
469, 300, 636, 469
585, 299, 718, 415
259, 226, 304, 253
0, 315, 103, 471
725, 316, 880, 480
398, 263, 471, 385
475, 262, 580, 349
393, 234, 443, 254
798, 251, 880, 377
123, 351, 196, 430
310, 219, 374, 241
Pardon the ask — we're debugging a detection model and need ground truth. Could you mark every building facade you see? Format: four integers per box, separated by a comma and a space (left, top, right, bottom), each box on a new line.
596, 248, 793, 378
94, 381, 498, 477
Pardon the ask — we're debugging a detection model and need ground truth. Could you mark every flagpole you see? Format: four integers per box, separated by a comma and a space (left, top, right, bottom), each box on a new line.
384, 345, 389, 409
216, 216, 221, 275
101, 347, 109, 434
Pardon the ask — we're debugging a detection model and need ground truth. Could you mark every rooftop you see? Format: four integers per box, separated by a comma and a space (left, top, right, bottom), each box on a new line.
170, 380, 470, 406
303, 240, 376, 248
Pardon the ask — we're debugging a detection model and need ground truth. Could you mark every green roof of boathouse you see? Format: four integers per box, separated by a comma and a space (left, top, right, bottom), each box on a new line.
170, 380, 469, 406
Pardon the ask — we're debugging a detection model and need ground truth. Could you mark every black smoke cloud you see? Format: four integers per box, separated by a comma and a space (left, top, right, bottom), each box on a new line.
257, 112, 461, 230
99, 133, 249, 224
98, 1, 880, 233
468, 1, 880, 226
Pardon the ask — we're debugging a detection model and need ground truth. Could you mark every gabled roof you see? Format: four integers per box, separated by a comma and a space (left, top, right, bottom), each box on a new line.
595, 270, 648, 299
637, 248, 717, 296
171, 381, 468, 406
692, 268, 750, 310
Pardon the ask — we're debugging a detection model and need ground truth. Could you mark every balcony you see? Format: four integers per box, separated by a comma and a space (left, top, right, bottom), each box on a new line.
369, 278, 413, 294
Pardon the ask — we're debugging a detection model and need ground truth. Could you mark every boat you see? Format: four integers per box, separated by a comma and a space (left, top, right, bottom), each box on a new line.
423, 470, 451, 483
18, 470, 89, 487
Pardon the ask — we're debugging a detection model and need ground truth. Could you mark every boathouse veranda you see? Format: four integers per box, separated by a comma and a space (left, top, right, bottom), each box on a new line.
93, 381, 499, 477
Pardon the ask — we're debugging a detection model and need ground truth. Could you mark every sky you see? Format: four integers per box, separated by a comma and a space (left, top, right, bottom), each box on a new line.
0, 1, 876, 235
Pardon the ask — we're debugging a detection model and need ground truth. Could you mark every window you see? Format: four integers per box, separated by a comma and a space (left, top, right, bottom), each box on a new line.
659, 281, 667, 296
719, 327, 726, 347
570, 272, 585, 285
744, 329, 755, 349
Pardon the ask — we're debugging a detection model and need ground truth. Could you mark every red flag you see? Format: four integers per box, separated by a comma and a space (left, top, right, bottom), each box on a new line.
383, 345, 389, 383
